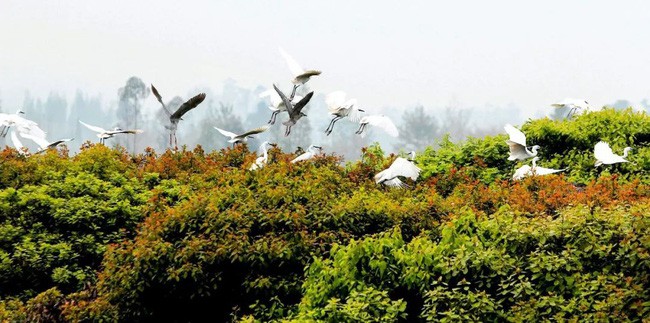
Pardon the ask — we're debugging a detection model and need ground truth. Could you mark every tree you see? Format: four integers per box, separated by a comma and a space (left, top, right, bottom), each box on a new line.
116, 77, 149, 153
397, 105, 440, 151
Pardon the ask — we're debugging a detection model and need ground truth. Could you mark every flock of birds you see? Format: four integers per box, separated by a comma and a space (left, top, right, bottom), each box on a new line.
0, 49, 635, 188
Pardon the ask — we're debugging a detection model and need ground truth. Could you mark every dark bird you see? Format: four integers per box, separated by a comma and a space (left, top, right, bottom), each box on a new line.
273, 84, 313, 136
151, 84, 207, 147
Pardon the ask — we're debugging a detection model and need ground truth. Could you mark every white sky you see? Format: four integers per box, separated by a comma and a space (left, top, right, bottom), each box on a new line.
1, 0, 649, 115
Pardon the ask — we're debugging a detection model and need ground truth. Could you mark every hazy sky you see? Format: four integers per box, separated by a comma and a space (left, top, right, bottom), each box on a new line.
1, 0, 649, 115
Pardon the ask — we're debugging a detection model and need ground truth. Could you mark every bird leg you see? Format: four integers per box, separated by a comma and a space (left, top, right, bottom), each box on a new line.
0, 126, 7, 137
284, 125, 292, 136
325, 116, 342, 135
268, 111, 279, 125
355, 123, 366, 135
289, 84, 300, 101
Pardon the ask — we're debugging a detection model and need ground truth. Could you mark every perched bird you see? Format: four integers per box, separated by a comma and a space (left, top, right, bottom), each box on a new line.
594, 141, 632, 167
291, 144, 322, 163
20, 133, 73, 154
551, 99, 592, 117
273, 84, 314, 136
375, 156, 421, 188
279, 47, 321, 99
355, 115, 399, 137
0, 110, 46, 139
504, 124, 539, 161
249, 141, 276, 170
324, 91, 364, 135
512, 157, 566, 180
214, 125, 270, 148
259, 89, 304, 125
79, 120, 143, 144
151, 84, 207, 147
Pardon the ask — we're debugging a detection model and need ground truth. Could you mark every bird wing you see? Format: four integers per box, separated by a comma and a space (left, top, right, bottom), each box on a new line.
594, 141, 613, 161
346, 100, 363, 123
171, 93, 207, 120
503, 124, 527, 147
279, 47, 305, 76
383, 178, 407, 188
47, 138, 74, 149
291, 92, 314, 115
19, 132, 50, 149
326, 91, 347, 112
9, 131, 25, 151
388, 157, 421, 180
291, 151, 312, 163
79, 120, 107, 133
240, 125, 270, 137
364, 115, 399, 137
112, 130, 143, 135
533, 166, 566, 176
151, 84, 172, 116
512, 165, 532, 180
214, 127, 237, 139
273, 84, 294, 115
506, 140, 530, 161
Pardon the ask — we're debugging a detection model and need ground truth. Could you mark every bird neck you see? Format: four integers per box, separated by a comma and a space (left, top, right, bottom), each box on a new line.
622, 147, 631, 158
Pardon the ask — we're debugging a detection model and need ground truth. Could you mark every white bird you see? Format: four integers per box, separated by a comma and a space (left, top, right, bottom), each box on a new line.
512, 157, 566, 180
291, 144, 322, 163
594, 141, 632, 167
325, 91, 365, 135
375, 156, 421, 188
9, 131, 28, 155
259, 89, 304, 125
151, 84, 207, 147
249, 141, 276, 171
279, 47, 321, 99
355, 115, 399, 137
551, 99, 592, 117
0, 110, 47, 139
504, 124, 539, 161
214, 125, 270, 148
19, 133, 74, 153
79, 120, 143, 144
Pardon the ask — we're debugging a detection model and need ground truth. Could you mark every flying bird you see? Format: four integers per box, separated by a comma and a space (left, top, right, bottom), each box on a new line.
214, 125, 270, 148
504, 124, 539, 161
291, 144, 322, 163
325, 91, 364, 135
512, 157, 566, 180
375, 156, 421, 188
273, 84, 314, 136
79, 120, 143, 144
249, 141, 276, 170
355, 115, 399, 137
594, 141, 632, 167
151, 84, 207, 147
0, 110, 46, 139
259, 89, 304, 125
279, 47, 321, 99
20, 133, 73, 154
9, 131, 28, 155
551, 99, 592, 117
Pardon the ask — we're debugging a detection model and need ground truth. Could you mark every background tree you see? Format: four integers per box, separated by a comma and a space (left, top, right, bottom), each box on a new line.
397, 105, 440, 152
116, 76, 149, 153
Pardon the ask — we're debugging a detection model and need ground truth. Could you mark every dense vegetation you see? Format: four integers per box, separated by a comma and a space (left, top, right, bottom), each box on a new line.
0, 109, 648, 322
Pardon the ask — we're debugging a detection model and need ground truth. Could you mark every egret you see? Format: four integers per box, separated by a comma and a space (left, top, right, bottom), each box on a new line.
504, 124, 539, 161
249, 141, 277, 170
594, 141, 632, 167
151, 84, 207, 147
512, 157, 566, 180
273, 84, 314, 136
259, 89, 303, 125
214, 125, 270, 148
0, 110, 46, 139
19, 133, 73, 154
325, 91, 365, 136
551, 99, 592, 117
279, 47, 321, 99
291, 144, 322, 163
355, 115, 399, 137
79, 120, 143, 144
375, 156, 421, 188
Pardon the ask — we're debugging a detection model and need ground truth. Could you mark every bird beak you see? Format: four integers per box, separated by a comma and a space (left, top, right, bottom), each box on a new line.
314, 146, 322, 149
270, 143, 278, 147
358, 109, 365, 112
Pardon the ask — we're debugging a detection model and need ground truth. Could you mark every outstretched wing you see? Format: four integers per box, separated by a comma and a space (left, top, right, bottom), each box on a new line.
292, 92, 314, 115
171, 93, 207, 120
364, 115, 399, 137
388, 157, 421, 181
504, 124, 527, 147
47, 138, 74, 149
273, 84, 293, 115
279, 47, 305, 77
214, 127, 237, 139
506, 140, 529, 161
512, 165, 532, 180
534, 166, 566, 176
79, 120, 107, 133
9, 131, 25, 152
113, 130, 143, 135
326, 91, 347, 113
240, 125, 270, 137
19, 132, 50, 149
151, 84, 172, 116
594, 141, 613, 161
